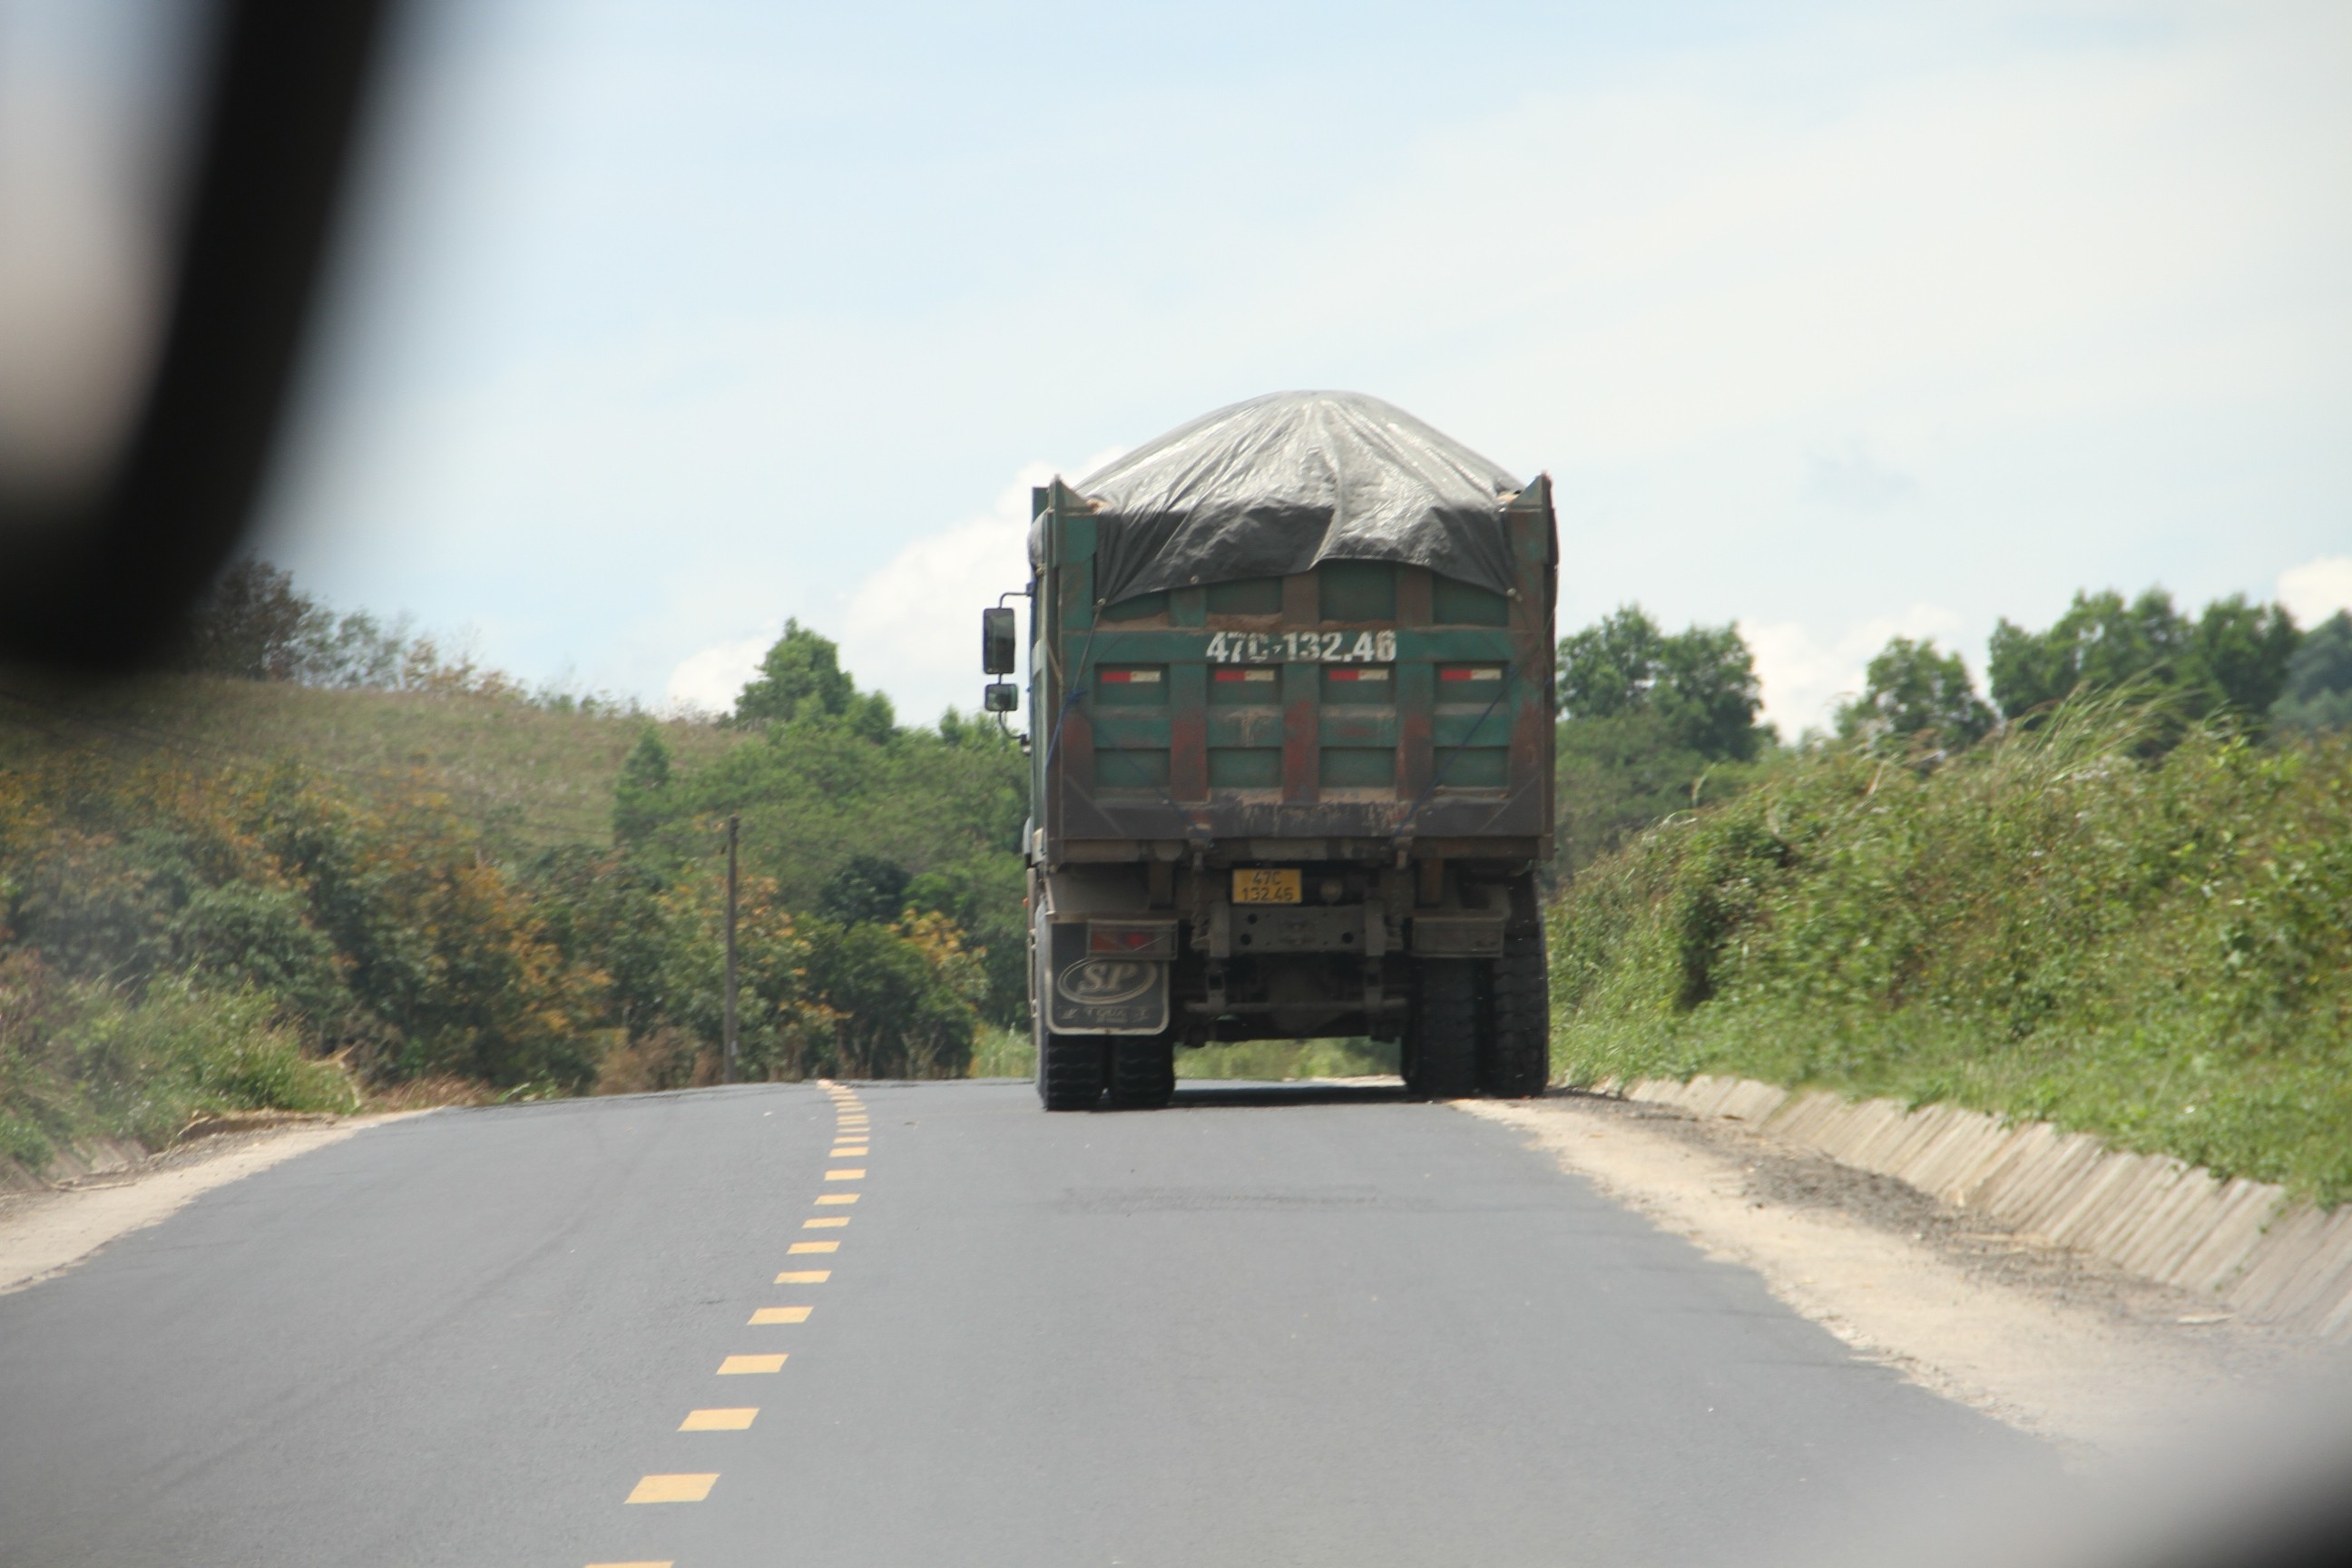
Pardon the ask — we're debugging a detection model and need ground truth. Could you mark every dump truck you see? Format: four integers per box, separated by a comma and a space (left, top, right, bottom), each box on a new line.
980, 391, 1555, 1110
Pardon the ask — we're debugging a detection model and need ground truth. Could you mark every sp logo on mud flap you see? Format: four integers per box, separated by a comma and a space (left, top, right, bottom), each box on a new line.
1056, 959, 1155, 1006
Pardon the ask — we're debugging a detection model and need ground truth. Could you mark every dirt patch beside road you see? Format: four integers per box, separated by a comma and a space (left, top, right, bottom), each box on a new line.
1462, 1092, 2304, 1456
0, 1113, 422, 1295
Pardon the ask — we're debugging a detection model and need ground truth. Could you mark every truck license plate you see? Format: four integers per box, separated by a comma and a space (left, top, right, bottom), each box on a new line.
1232, 868, 1301, 905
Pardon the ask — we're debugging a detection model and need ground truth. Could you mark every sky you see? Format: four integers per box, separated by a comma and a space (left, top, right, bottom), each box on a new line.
250, 0, 2352, 733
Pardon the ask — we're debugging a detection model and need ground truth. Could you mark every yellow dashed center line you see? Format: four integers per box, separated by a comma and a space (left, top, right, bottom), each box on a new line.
626, 1475, 718, 1504
679, 1407, 759, 1431
748, 1306, 812, 1324
596, 1088, 884, 1563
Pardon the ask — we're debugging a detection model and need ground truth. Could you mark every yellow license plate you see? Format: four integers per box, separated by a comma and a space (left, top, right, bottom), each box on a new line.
1232, 868, 1301, 905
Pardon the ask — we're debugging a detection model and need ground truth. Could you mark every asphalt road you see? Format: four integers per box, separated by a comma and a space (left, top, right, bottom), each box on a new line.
0, 1080, 2034, 1566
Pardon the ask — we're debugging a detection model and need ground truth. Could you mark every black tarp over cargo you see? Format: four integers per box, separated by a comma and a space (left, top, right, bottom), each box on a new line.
1042, 390, 1524, 611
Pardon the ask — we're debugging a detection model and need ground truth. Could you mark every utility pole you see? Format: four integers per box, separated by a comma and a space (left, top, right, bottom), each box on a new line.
722, 813, 740, 1085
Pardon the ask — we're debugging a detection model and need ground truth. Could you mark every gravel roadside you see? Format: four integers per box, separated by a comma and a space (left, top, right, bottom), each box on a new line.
1462, 1090, 2308, 1456
0, 1113, 421, 1295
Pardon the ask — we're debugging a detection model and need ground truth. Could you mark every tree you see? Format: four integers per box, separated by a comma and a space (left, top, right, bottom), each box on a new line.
176, 558, 323, 681
1553, 605, 1775, 874
1556, 607, 1665, 721
817, 854, 912, 926
1556, 605, 1768, 760
733, 620, 896, 740
1988, 589, 2183, 717
612, 729, 672, 847
904, 852, 1026, 1027
1651, 622, 1769, 761
1988, 587, 2300, 724
2273, 611, 2352, 732
2188, 595, 2300, 717
1836, 637, 1994, 752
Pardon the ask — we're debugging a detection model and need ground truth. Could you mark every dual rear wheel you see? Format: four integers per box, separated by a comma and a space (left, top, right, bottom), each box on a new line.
1402, 935, 1550, 1100
1036, 1027, 1175, 1111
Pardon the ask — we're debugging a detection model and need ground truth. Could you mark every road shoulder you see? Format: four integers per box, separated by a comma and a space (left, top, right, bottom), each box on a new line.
1461, 1092, 2298, 1455
0, 1112, 423, 1295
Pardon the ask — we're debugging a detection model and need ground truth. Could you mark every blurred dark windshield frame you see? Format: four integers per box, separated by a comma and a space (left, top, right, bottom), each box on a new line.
0, 0, 395, 671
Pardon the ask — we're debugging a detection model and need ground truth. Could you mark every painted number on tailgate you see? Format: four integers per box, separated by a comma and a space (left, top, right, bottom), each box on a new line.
1204, 631, 1397, 664
1232, 868, 1302, 904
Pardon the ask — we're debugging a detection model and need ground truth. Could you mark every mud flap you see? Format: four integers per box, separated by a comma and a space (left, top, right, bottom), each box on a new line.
1044, 922, 1170, 1035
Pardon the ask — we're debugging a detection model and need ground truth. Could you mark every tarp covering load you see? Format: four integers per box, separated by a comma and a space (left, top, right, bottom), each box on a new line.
1054, 390, 1524, 610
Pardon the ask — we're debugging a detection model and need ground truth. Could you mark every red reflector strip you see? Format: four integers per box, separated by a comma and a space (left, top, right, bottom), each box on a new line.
1092, 929, 1153, 951
1328, 668, 1389, 681
1439, 667, 1504, 681
1086, 921, 1177, 958
1098, 668, 1161, 684
1212, 669, 1277, 682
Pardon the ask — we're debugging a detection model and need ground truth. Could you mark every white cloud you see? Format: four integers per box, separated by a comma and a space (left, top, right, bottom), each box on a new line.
2278, 555, 2352, 624
838, 453, 1122, 725
836, 464, 1047, 726
1743, 603, 1968, 738
665, 631, 772, 716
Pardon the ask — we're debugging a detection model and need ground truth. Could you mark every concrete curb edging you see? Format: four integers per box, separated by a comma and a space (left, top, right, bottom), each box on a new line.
0, 1136, 149, 1197
1609, 1074, 2352, 1341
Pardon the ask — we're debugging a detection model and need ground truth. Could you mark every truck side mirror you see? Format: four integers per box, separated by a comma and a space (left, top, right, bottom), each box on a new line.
983, 607, 1017, 674
983, 682, 1020, 713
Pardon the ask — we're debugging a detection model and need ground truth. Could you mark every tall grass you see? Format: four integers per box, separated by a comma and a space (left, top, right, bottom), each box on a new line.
1548, 695, 2352, 1204
966, 1024, 1035, 1079
0, 962, 358, 1170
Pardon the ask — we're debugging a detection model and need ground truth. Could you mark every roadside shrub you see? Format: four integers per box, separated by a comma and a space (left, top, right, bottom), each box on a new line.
68, 979, 358, 1142
0, 952, 79, 1167
0, 956, 356, 1167
1548, 696, 2352, 1203
799, 911, 986, 1080
170, 882, 348, 1034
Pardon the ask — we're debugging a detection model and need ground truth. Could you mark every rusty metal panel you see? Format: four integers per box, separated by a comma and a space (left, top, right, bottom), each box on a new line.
1170, 665, 1208, 801
1281, 660, 1318, 803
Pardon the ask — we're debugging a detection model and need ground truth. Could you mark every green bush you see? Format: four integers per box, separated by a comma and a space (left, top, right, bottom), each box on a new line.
1549, 695, 2352, 1204
0, 956, 356, 1168
966, 1024, 1035, 1079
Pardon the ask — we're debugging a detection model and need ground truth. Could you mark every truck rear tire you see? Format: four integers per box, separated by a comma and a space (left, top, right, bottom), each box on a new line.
1407, 958, 1479, 1099
1037, 1029, 1106, 1111
1480, 933, 1550, 1097
1108, 1034, 1177, 1109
